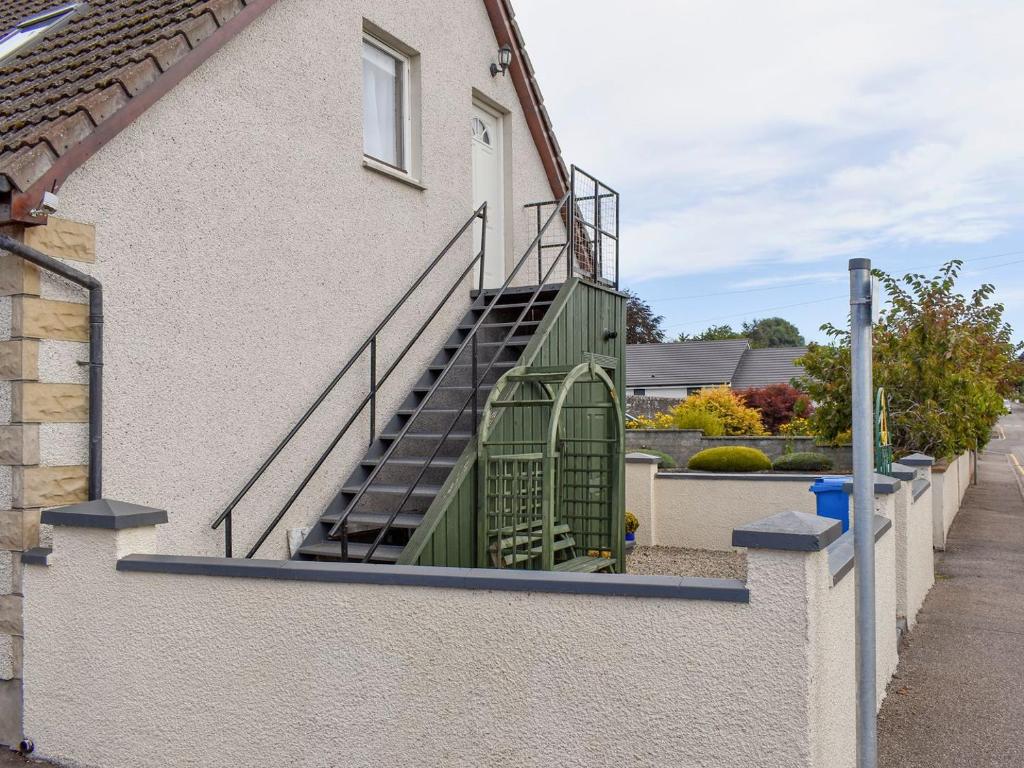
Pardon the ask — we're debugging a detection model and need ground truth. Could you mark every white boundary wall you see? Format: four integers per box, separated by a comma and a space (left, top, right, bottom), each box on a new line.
627, 462, 818, 550
929, 451, 973, 550
21, 508, 899, 768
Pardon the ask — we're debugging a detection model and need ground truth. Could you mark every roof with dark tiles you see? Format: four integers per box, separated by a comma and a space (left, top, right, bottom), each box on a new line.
1, 0, 567, 210
626, 339, 808, 390
731, 346, 807, 390
1, 0, 253, 194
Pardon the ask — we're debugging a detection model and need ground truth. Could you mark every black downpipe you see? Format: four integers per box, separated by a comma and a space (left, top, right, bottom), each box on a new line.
0, 234, 103, 500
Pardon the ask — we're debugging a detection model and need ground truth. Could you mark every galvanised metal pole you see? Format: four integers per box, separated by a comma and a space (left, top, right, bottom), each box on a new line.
850, 257, 877, 768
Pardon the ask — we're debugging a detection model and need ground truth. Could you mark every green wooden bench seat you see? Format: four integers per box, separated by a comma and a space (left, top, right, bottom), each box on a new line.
489, 520, 615, 573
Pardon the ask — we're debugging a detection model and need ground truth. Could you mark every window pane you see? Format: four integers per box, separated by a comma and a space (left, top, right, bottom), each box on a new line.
362, 40, 403, 169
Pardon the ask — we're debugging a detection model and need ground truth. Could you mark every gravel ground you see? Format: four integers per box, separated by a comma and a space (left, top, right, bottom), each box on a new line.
626, 544, 746, 580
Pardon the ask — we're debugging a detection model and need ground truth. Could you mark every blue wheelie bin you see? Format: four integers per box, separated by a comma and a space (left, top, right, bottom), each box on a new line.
809, 476, 850, 532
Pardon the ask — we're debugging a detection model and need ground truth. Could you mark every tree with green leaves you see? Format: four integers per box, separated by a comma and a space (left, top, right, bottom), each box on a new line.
742, 317, 805, 348
677, 324, 744, 343
795, 260, 1023, 457
625, 290, 666, 344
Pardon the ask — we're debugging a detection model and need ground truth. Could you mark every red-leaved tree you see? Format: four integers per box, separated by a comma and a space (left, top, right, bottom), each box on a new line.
739, 384, 813, 434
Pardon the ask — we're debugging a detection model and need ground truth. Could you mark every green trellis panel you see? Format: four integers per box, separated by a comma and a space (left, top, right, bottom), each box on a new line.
399, 278, 626, 569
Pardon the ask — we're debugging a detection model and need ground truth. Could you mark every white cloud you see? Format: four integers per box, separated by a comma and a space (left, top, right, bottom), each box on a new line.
513, 0, 1024, 282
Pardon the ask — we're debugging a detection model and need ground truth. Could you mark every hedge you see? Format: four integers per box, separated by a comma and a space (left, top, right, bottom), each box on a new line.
687, 446, 771, 473
772, 452, 834, 472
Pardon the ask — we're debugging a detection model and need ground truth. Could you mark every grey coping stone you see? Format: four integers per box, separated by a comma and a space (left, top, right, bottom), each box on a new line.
842, 474, 902, 495
657, 472, 825, 482
888, 462, 916, 482
828, 515, 893, 585
912, 478, 931, 502
21, 547, 51, 566
40, 499, 168, 529
116, 555, 749, 603
732, 510, 841, 552
900, 453, 935, 467
625, 452, 662, 464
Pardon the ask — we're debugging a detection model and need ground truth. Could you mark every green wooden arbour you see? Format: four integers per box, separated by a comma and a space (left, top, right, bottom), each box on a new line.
476, 361, 625, 572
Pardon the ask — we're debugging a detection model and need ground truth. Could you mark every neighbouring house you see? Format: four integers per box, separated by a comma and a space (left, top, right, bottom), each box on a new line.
0, 0, 626, 751
625, 339, 808, 397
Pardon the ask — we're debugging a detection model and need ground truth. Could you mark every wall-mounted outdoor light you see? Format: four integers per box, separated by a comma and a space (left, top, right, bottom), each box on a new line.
490, 44, 513, 77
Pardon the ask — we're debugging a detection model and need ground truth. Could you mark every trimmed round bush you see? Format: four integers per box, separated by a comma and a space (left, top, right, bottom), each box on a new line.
636, 447, 677, 468
687, 446, 771, 473
772, 451, 834, 472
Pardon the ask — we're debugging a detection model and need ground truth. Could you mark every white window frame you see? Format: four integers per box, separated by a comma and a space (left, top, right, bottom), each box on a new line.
362, 33, 413, 176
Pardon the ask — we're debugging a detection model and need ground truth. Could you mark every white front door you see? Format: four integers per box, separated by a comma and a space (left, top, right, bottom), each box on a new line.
471, 103, 505, 288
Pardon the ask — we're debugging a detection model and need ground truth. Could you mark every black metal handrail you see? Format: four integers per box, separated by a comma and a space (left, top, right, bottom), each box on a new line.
326, 188, 575, 559
339, 220, 577, 561
329, 166, 620, 562
212, 203, 487, 556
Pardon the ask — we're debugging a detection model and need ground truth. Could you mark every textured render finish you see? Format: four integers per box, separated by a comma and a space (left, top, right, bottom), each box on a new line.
38, 424, 87, 466
23, 522, 852, 768
811, 524, 902, 762
12, 383, 87, 423
649, 474, 817, 550
51, 0, 558, 558
904, 475, 934, 628
37, 341, 88, 385
624, 459, 657, 547
872, 516, 899, 703
931, 452, 969, 549
21, 219, 96, 264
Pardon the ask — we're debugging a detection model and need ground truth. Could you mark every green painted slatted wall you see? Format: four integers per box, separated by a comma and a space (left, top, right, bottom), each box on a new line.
399, 278, 626, 568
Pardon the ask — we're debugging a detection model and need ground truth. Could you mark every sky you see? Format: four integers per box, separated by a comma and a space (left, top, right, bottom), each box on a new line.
512, 0, 1024, 344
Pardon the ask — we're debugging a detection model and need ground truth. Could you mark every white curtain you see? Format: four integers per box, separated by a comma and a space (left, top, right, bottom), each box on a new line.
362, 42, 401, 167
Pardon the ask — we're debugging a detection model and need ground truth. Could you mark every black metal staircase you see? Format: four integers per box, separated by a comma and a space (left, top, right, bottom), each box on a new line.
210, 165, 620, 567
295, 284, 560, 562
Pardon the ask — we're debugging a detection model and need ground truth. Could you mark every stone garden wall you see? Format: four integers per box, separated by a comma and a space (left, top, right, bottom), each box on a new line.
627, 428, 853, 471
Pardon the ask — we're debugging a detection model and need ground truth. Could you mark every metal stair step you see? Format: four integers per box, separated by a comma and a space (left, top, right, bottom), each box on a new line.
298, 541, 404, 563
458, 320, 541, 332
478, 300, 553, 311
361, 456, 458, 469
445, 338, 530, 351
321, 510, 425, 529
342, 483, 442, 497
380, 431, 473, 441
429, 360, 517, 373
414, 383, 494, 394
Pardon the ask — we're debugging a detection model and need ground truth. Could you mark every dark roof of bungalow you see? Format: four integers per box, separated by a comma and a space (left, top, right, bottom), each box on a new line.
0, 0, 567, 219
731, 346, 808, 390
626, 339, 807, 389
626, 339, 750, 387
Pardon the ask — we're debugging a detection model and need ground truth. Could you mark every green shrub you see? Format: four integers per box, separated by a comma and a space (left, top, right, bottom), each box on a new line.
625, 511, 640, 534
687, 446, 771, 473
672, 410, 726, 436
636, 447, 677, 468
772, 452, 834, 472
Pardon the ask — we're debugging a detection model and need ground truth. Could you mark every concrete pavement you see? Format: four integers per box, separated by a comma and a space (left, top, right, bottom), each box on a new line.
878, 406, 1024, 767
